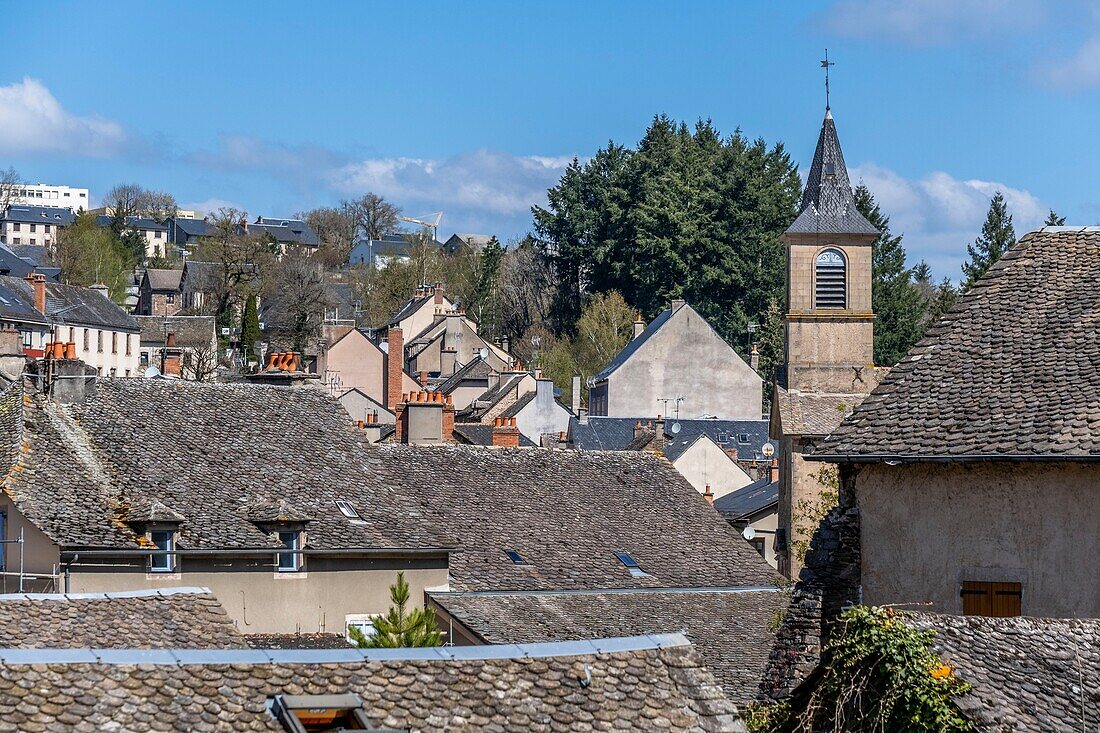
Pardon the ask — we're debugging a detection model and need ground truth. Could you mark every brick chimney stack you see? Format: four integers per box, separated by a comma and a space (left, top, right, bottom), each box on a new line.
25, 273, 46, 314
703, 484, 714, 505
491, 416, 520, 447
386, 327, 404, 411
633, 315, 645, 339
442, 394, 455, 441
750, 345, 760, 373
770, 457, 779, 484
433, 282, 445, 305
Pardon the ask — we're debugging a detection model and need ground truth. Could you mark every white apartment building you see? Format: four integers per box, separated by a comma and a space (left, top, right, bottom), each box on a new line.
0, 206, 76, 248
6, 183, 89, 210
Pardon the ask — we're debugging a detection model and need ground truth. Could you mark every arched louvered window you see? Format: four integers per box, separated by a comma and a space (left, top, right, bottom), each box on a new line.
815, 248, 847, 309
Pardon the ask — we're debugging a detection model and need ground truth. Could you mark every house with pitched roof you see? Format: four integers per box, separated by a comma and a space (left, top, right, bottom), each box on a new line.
714, 471, 779, 568
249, 216, 319, 250
588, 300, 762, 420
807, 227, 1100, 619
166, 215, 216, 248
0, 377, 455, 632
770, 107, 885, 579
134, 315, 217, 379
0, 205, 75, 248
135, 268, 183, 316
94, 215, 169, 259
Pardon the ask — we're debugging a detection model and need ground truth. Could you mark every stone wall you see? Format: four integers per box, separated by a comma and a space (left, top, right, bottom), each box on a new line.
759, 465, 862, 701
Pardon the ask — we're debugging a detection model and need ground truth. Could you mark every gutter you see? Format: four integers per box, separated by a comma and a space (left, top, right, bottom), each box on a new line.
60, 546, 460, 558
807, 453, 1100, 464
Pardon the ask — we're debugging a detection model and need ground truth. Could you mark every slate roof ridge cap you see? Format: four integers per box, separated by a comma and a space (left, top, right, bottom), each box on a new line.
0, 633, 694, 665
0, 586, 213, 602
428, 585, 782, 598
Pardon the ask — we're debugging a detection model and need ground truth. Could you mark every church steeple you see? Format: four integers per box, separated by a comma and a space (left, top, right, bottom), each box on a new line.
785, 110, 878, 237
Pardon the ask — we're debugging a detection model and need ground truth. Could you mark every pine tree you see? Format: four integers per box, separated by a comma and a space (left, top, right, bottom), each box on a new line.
1044, 209, 1066, 226
961, 191, 1015, 289
755, 298, 785, 389
927, 277, 959, 326
348, 572, 442, 648
854, 185, 924, 366
240, 292, 260, 364
472, 237, 504, 337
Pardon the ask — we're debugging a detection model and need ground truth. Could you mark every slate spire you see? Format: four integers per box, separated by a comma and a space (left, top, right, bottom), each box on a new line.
786, 109, 879, 236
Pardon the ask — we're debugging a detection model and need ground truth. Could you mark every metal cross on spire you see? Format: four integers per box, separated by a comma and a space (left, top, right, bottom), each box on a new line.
821, 49, 835, 111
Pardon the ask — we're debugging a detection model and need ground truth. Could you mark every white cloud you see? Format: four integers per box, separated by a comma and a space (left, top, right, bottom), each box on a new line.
1038, 34, 1100, 90
851, 163, 1046, 279
0, 78, 125, 156
330, 149, 572, 218
820, 0, 1044, 44
191, 135, 345, 176
178, 197, 243, 218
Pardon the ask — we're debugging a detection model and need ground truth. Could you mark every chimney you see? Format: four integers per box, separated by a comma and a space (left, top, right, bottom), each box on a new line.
89, 284, 110, 299
750, 345, 760, 373
433, 282, 445, 305
240, 217, 248, 234
26, 273, 46, 314
633, 315, 645, 339
487, 369, 501, 392
440, 347, 457, 377
386, 327, 404, 411
571, 375, 581, 416
654, 414, 665, 434
535, 378, 553, 404
491, 416, 520, 448
444, 309, 463, 353
418, 370, 429, 387
633, 420, 646, 440
399, 391, 444, 444
442, 394, 455, 441
670, 298, 685, 311
703, 484, 714, 506
500, 335, 510, 354
166, 332, 177, 348
0, 323, 21, 356
770, 457, 779, 484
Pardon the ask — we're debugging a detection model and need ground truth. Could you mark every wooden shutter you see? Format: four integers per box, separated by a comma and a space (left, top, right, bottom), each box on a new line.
961, 581, 1022, 617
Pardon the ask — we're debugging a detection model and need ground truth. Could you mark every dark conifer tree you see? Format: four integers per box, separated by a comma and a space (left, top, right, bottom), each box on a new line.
961, 192, 1015, 289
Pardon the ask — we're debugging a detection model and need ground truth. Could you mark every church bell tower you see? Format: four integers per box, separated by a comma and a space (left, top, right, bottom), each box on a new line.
782, 109, 878, 393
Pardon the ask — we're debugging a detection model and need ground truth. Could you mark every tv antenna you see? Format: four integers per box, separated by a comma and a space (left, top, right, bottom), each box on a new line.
821, 49, 835, 111
657, 395, 684, 420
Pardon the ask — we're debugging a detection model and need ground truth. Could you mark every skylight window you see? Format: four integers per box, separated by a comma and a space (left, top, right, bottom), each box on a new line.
269, 693, 373, 732
614, 551, 648, 578
335, 500, 360, 520
504, 549, 531, 566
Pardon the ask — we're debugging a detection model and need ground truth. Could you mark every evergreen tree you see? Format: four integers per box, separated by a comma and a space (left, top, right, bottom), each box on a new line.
348, 572, 442, 648
754, 298, 786, 405
927, 278, 959, 326
853, 185, 924, 366
240, 293, 260, 364
961, 191, 1015, 289
1044, 209, 1066, 226
471, 237, 504, 337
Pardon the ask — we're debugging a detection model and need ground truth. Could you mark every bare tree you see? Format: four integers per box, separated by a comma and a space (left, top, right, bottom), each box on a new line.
298, 206, 357, 268
345, 192, 400, 241
266, 253, 336, 352
136, 190, 178, 222
103, 184, 177, 223
497, 238, 554, 339
183, 342, 219, 381
191, 207, 276, 324
0, 167, 23, 212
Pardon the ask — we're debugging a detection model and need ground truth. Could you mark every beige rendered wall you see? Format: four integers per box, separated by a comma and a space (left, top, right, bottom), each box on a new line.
325, 331, 385, 404
777, 436, 834, 579
607, 306, 762, 420
672, 438, 752, 498
856, 462, 1100, 618
69, 557, 449, 635
0, 498, 61, 593
397, 297, 452, 339
748, 508, 779, 570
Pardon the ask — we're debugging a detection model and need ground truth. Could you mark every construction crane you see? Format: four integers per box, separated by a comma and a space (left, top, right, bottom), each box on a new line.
399, 212, 443, 243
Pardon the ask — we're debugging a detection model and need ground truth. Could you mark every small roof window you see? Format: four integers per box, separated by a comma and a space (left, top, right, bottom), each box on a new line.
614, 551, 648, 578
504, 549, 531, 566
269, 693, 375, 732
335, 500, 360, 520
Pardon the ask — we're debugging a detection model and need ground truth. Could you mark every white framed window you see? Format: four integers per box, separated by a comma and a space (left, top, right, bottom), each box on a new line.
277, 530, 300, 572
345, 614, 378, 644
150, 530, 175, 572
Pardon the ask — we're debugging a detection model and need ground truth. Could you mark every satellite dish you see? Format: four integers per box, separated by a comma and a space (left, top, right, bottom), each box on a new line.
742, 526, 756, 541
143, 366, 162, 379
479, 347, 489, 359
762, 443, 775, 458
671, 422, 682, 434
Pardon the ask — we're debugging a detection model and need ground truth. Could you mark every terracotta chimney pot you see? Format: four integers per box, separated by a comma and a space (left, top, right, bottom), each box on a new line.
65, 342, 76, 359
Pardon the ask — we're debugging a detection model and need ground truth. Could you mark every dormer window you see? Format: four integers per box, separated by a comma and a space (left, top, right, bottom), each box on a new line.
150, 530, 176, 573
815, 248, 847, 309
277, 531, 301, 572
269, 693, 372, 732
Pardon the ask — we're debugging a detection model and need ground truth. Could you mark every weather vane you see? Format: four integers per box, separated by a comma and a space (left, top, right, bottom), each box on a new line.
821, 49, 835, 111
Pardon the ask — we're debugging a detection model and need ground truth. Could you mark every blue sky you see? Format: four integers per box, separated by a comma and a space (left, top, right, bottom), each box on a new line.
2, 0, 1099, 278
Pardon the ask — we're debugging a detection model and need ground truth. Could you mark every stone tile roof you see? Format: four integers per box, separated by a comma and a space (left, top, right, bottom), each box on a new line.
712, 478, 778, 519
785, 110, 878, 236
0, 634, 746, 732
1, 380, 452, 552
816, 228, 1100, 460
135, 315, 216, 348
498, 389, 535, 418
0, 587, 245, 648
142, 268, 183, 291
907, 612, 1099, 731
451, 422, 537, 447
375, 444, 779, 592
179, 260, 222, 292
432, 589, 786, 705
456, 373, 527, 421
243, 633, 351, 649
434, 355, 491, 394
774, 387, 863, 437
